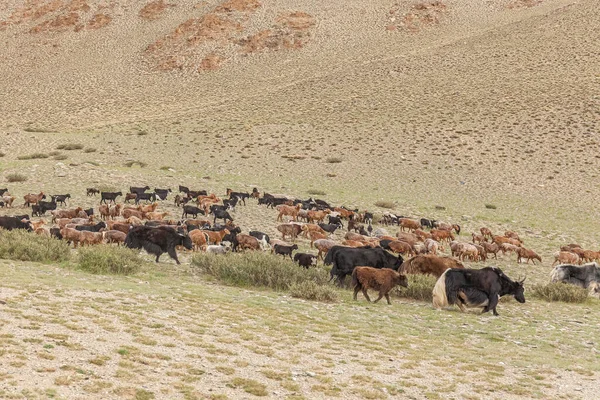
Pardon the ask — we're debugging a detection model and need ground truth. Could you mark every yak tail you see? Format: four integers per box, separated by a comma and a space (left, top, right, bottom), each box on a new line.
432, 269, 449, 309
549, 265, 565, 283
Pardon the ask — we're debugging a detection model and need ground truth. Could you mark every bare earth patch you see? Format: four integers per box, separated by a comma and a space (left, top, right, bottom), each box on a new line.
139, 0, 172, 21
388, 1, 448, 32
507, 0, 544, 9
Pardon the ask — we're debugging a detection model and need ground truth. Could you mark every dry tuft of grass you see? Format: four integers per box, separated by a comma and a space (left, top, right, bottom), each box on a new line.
6, 173, 27, 182
124, 160, 147, 168
396, 275, 437, 301
56, 143, 84, 150
325, 157, 343, 163
375, 200, 395, 209
17, 152, 49, 160
307, 189, 326, 196
289, 281, 338, 302
531, 283, 589, 303
228, 377, 268, 396
485, 204, 497, 210
0, 230, 70, 263
77, 246, 143, 275
84, 147, 97, 153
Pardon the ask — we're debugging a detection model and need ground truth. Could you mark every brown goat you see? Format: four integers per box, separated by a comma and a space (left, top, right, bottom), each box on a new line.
400, 255, 464, 278
236, 234, 261, 251
399, 218, 421, 232
552, 251, 580, 266
516, 247, 542, 264
23, 192, 45, 207
351, 266, 408, 305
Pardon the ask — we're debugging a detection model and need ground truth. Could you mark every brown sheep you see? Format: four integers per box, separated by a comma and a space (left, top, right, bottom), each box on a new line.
516, 247, 541, 264
472, 233, 487, 244
504, 230, 521, 242
105, 230, 127, 245
236, 234, 261, 251
277, 223, 302, 241
399, 218, 421, 232
342, 240, 369, 248
500, 243, 520, 255
351, 266, 408, 305
80, 231, 104, 246
424, 238, 442, 255
399, 255, 464, 277
414, 229, 432, 241
52, 207, 84, 222
109, 204, 123, 219
301, 223, 327, 237
189, 230, 209, 251
126, 216, 144, 226
106, 221, 131, 234
552, 251, 580, 266
493, 235, 521, 247
23, 192, 45, 207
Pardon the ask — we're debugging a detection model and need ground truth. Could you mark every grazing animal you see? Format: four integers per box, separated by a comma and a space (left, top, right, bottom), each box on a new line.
294, 253, 317, 269
318, 223, 339, 234
105, 230, 127, 245
212, 209, 233, 225
432, 267, 525, 316
274, 244, 298, 260
100, 191, 123, 204
516, 247, 542, 264
154, 189, 171, 201
352, 266, 408, 305
552, 251, 581, 266
124, 193, 137, 203
431, 229, 455, 243
51, 194, 71, 206
480, 227, 493, 240
130, 186, 150, 195
135, 192, 157, 204
550, 263, 600, 289
325, 246, 403, 286
0, 188, 8, 196
2, 195, 15, 208
313, 239, 337, 260
125, 226, 192, 264
32, 200, 57, 216
399, 218, 421, 232
226, 189, 250, 205
277, 223, 302, 241
400, 255, 464, 277
0, 216, 32, 231
23, 192, 46, 207
481, 242, 500, 259
75, 222, 106, 232
87, 188, 100, 196
327, 215, 344, 228
182, 205, 204, 219
236, 234, 261, 251
420, 218, 435, 229
189, 230, 210, 251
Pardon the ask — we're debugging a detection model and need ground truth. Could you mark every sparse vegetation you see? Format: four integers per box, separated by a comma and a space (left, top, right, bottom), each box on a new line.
325, 157, 343, 163
56, 143, 84, 150
0, 152, 4, 157
396, 275, 437, 301
6, 173, 27, 182
77, 246, 143, 275
485, 204, 497, 210
531, 283, 589, 303
53, 154, 68, 160
192, 252, 330, 292
0, 230, 70, 263
17, 152, 49, 160
84, 147, 97, 153
289, 281, 338, 302
375, 200, 395, 209
160, 166, 172, 170
228, 378, 268, 396
124, 160, 147, 168
307, 189, 326, 196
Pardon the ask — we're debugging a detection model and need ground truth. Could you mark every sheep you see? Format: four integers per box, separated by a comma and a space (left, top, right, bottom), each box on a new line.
516, 247, 542, 264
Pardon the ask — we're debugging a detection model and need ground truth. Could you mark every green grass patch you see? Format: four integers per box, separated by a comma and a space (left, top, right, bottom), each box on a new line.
77, 246, 143, 275
289, 281, 338, 302
228, 378, 268, 396
6, 172, 27, 182
56, 143, 84, 150
0, 230, 70, 263
396, 275, 437, 302
531, 283, 588, 303
192, 252, 332, 294
17, 152, 49, 160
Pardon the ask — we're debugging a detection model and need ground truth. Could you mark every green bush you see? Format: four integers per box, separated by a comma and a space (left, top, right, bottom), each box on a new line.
531, 283, 588, 303
395, 274, 437, 302
192, 252, 330, 291
77, 246, 143, 275
6, 173, 27, 182
0, 230, 70, 263
289, 281, 338, 302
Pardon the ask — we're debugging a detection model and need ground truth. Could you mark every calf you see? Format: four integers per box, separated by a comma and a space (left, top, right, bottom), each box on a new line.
101, 191, 123, 204
352, 266, 408, 305
294, 253, 317, 269
274, 244, 298, 260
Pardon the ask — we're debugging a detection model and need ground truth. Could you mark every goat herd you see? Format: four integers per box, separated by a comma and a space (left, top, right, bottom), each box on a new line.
0, 185, 598, 314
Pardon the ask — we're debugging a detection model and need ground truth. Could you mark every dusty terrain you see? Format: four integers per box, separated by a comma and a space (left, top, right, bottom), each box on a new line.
1, 0, 600, 398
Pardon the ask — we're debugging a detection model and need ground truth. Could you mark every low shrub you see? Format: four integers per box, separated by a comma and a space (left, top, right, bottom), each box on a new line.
0, 230, 70, 263
307, 189, 326, 196
192, 252, 331, 292
530, 283, 588, 303
56, 143, 84, 150
124, 160, 147, 168
289, 281, 338, 302
325, 157, 342, 163
485, 204, 497, 210
6, 173, 27, 183
375, 200, 395, 209
84, 147, 97, 153
395, 274, 437, 301
17, 153, 49, 160
77, 246, 143, 275
53, 154, 68, 160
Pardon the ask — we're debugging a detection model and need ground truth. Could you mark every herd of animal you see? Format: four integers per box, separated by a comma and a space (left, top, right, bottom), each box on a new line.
1, 185, 599, 314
